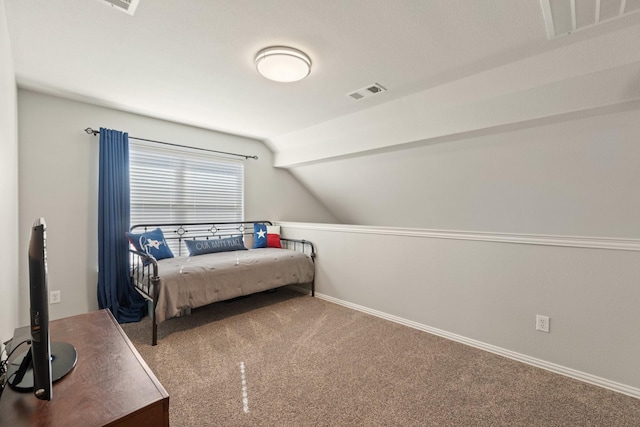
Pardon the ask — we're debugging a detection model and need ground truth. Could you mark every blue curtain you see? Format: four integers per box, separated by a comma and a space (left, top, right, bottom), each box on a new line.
97, 128, 147, 323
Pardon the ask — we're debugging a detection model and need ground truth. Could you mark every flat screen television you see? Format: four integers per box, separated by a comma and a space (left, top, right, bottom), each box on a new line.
6, 218, 77, 400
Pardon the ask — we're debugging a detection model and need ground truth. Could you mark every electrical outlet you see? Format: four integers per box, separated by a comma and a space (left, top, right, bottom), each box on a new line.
536, 314, 550, 333
50, 290, 61, 304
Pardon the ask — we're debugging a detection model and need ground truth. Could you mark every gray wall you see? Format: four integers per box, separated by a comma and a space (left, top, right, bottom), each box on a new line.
275, 105, 640, 396
17, 90, 337, 324
0, 0, 19, 346
288, 107, 640, 237
281, 222, 640, 395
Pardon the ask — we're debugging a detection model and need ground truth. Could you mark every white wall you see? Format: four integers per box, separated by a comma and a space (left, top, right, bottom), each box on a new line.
17, 90, 337, 323
275, 104, 640, 397
281, 222, 640, 396
288, 107, 640, 238
0, 0, 19, 345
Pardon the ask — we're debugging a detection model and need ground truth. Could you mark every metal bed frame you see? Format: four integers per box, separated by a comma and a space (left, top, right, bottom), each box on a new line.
129, 220, 316, 345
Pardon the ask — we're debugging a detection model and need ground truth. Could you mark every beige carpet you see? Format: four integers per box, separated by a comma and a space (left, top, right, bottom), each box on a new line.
121, 288, 640, 426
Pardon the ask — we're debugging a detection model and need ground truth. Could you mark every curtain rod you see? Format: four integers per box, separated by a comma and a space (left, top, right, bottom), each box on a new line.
84, 127, 258, 160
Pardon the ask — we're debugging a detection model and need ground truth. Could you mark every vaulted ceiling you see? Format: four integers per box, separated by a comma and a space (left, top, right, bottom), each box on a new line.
6, 0, 640, 167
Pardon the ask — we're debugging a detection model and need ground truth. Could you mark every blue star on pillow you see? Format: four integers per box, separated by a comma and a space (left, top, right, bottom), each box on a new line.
253, 223, 282, 248
253, 223, 268, 248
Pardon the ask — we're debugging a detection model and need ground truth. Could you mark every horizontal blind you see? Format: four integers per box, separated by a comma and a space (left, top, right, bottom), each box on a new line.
129, 141, 244, 243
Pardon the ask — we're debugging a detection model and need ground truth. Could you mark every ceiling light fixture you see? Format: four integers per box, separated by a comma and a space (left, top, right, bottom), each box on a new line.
255, 46, 311, 83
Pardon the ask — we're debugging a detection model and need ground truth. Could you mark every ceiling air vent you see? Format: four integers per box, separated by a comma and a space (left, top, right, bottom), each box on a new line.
99, 0, 140, 15
347, 83, 387, 101
541, 0, 640, 39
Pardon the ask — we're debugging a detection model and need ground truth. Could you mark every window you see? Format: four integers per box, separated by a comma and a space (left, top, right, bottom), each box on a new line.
129, 141, 244, 230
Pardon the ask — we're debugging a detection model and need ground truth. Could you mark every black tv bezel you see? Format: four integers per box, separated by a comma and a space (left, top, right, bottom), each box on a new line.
6, 218, 77, 400
28, 218, 53, 399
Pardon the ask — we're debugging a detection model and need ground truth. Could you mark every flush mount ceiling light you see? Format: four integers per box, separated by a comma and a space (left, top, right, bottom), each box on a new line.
255, 46, 311, 82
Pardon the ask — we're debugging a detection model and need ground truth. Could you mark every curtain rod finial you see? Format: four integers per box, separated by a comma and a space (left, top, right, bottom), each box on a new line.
84, 127, 99, 135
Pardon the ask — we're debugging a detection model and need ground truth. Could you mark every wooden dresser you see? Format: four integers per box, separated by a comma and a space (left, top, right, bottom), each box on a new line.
0, 309, 169, 426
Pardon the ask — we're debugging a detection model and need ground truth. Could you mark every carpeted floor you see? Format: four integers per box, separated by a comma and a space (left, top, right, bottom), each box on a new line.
121, 288, 640, 426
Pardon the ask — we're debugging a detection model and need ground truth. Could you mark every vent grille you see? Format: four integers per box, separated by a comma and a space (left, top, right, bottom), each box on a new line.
347, 83, 387, 101
541, 0, 640, 39
100, 0, 140, 15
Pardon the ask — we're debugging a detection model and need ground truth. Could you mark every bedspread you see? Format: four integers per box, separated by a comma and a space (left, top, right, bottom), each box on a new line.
152, 248, 315, 323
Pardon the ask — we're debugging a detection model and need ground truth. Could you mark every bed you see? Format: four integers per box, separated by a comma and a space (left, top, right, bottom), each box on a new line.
128, 220, 315, 345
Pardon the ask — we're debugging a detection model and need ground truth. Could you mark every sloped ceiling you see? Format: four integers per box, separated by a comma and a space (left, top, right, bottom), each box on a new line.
6, 0, 640, 168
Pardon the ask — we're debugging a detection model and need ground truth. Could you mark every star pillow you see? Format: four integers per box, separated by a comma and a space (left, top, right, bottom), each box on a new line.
253, 223, 282, 248
266, 225, 282, 248
253, 223, 268, 248
126, 228, 174, 262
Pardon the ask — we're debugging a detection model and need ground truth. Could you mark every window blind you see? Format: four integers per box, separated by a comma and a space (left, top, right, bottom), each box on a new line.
129, 141, 244, 232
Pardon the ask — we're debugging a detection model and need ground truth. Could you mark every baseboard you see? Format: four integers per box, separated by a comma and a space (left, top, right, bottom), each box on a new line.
314, 292, 640, 399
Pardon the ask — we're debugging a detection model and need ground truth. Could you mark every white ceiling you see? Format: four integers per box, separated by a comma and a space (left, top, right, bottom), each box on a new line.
5, 0, 640, 164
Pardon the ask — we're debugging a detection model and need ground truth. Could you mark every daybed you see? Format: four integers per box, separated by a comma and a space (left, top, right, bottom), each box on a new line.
128, 220, 315, 345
